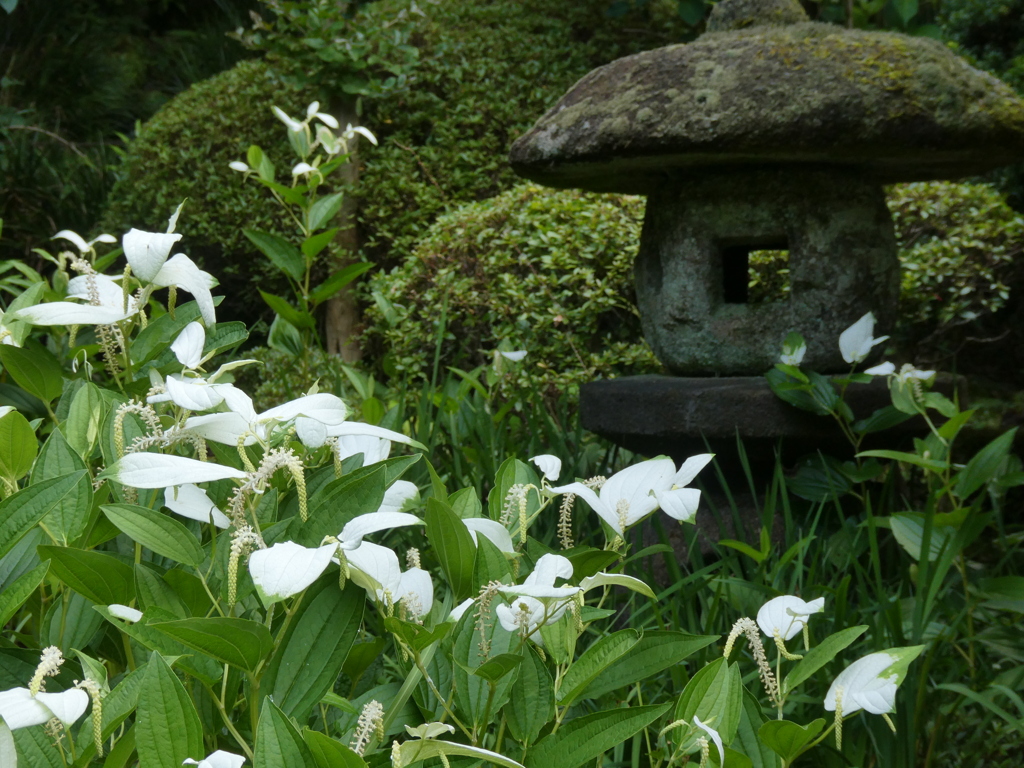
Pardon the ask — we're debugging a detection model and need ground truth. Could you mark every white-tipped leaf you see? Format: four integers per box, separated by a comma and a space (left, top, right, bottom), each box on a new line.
122, 228, 182, 282
164, 484, 231, 528
104, 453, 246, 488
15, 302, 135, 326
756, 595, 825, 641
248, 542, 336, 604
463, 517, 515, 553
339, 511, 423, 550
529, 454, 562, 482
171, 322, 206, 368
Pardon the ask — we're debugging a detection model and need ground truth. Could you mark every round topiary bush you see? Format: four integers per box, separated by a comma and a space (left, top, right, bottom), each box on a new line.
362, 184, 662, 399
101, 0, 687, 328
101, 57, 318, 325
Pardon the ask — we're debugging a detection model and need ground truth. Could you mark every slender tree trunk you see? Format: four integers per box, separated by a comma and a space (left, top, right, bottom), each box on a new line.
325, 96, 363, 362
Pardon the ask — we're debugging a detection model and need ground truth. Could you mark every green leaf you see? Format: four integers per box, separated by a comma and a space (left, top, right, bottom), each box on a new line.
301, 228, 340, 261
131, 300, 212, 368
299, 464, 388, 545
505, 644, 555, 747
564, 547, 620, 580
784, 626, 867, 694
244, 229, 305, 282
303, 730, 368, 768
426, 496, 477, 601
268, 315, 303, 356
758, 719, 825, 763
399, 740, 526, 768
260, 290, 315, 329
0, 408, 35, 483
0, 343, 64, 403
674, 658, 743, 748
135, 564, 188, 618
733, 691, 779, 768
453, 605, 515, 727
856, 449, 947, 471
582, 631, 719, 700
39, 545, 135, 605
310, 263, 374, 305
12, 724, 64, 768
580, 572, 655, 599
0, 559, 48, 628
385, 616, 451, 652
136, 654, 204, 768
765, 368, 837, 416
488, 457, 540, 520
473, 532, 513, 589
151, 617, 273, 674
955, 428, 1017, 499
30, 429, 92, 545
889, 513, 954, 562
892, 0, 918, 24
101, 504, 205, 567
558, 630, 640, 706
0, 471, 87, 559
526, 703, 671, 768
307, 191, 346, 231
263, 579, 364, 720
202, 321, 248, 356
64, 381, 105, 458
474, 653, 523, 683
255, 698, 316, 768
853, 405, 913, 435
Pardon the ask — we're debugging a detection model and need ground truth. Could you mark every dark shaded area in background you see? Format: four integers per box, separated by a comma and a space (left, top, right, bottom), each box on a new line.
0, 0, 257, 259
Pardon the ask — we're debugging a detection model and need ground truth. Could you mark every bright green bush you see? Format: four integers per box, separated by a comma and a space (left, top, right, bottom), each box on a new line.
362, 184, 662, 398
101, 0, 686, 323
889, 181, 1024, 331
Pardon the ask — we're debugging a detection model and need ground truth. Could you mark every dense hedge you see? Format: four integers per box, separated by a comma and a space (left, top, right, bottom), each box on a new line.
362, 184, 661, 399
101, 0, 687, 325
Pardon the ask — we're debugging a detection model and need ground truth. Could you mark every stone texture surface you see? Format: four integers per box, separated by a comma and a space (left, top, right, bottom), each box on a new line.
510, 22, 1024, 194
635, 168, 899, 374
579, 373, 965, 468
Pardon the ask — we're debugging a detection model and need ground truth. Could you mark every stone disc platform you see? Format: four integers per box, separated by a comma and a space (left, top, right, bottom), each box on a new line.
580, 374, 964, 477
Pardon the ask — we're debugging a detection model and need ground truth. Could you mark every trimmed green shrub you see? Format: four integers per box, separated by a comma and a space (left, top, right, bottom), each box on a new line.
362, 184, 661, 399
101, 0, 687, 326
356, 0, 687, 271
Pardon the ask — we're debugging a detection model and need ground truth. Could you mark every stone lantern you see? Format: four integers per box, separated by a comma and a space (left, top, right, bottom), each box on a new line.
508, 0, 1024, 464
510, 0, 1024, 376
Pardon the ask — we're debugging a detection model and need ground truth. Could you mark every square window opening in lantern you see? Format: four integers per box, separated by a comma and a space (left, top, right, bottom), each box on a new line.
718, 239, 791, 304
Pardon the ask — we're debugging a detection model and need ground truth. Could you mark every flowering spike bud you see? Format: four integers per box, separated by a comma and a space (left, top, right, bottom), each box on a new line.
290, 460, 308, 522
167, 284, 177, 318
773, 631, 803, 660
697, 736, 710, 768
405, 548, 421, 570
557, 493, 576, 550
237, 434, 256, 473
834, 686, 844, 750
391, 740, 403, 768
351, 700, 384, 755
882, 712, 897, 734
76, 678, 104, 756
29, 646, 65, 695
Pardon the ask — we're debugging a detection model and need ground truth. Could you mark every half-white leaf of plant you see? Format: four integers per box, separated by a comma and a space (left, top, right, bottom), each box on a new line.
171, 321, 206, 369
249, 541, 337, 605
164, 484, 231, 528
0, 687, 89, 730
101, 453, 246, 488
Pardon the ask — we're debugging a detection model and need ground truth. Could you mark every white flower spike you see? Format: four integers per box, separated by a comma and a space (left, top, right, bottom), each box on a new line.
838, 312, 889, 365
